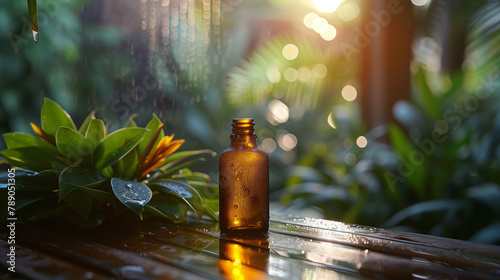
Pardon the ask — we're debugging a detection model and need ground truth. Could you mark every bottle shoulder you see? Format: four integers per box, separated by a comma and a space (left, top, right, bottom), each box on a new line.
219, 145, 268, 157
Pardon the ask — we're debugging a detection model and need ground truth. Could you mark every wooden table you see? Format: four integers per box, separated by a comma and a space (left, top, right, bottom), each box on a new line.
2, 213, 500, 279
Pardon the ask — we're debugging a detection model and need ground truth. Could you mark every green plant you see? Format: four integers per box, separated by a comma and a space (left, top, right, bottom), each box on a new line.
0, 98, 218, 228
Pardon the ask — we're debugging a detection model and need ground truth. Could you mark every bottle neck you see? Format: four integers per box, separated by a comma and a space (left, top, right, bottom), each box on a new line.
230, 118, 257, 147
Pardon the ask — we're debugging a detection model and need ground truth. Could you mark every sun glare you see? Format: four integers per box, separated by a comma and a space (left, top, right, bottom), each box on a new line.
314, 0, 344, 13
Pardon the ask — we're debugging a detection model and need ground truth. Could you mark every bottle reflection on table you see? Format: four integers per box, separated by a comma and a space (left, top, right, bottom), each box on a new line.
219, 237, 270, 280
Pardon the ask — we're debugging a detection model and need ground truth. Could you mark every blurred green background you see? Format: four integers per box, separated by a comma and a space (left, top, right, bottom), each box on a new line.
1, 0, 500, 244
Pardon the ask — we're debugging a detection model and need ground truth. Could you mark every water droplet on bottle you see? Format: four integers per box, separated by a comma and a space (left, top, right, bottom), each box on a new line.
221, 176, 227, 183
233, 204, 238, 209
32, 30, 39, 43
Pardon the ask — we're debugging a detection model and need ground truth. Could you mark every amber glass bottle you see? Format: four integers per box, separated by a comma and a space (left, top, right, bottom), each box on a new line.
219, 118, 269, 236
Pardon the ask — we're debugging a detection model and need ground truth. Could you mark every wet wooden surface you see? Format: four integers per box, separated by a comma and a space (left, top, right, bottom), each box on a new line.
2, 213, 500, 279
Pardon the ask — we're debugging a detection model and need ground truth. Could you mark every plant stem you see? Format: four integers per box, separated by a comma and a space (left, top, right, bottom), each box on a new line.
27, 0, 39, 42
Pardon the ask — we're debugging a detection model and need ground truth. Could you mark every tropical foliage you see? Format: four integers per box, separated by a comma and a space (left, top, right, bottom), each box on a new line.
0, 98, 218, 228
279, 1, 500, 244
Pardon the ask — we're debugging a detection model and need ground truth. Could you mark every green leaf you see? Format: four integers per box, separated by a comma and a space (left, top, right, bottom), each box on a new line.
93, 127, 147, 170
1, 147, 64, 171
85, 119, 106, 150
78, 110, 96, 135
111, 178, 152, 219
162, 149, 216, 163
388, 124, 427, 198
153, 158, 206, 180
3, 132, 59, 153
41, 98, 76, 135
116, 148, 138, 180
56, 127, 92, 162
383, 200, 464, 228
144, 195, 187, 223
174, 171, 211, 183
137, 113, 164, 157
414, 68, 441, 121
149, 180, 203, 219
0, 169, 58, 192
158, 149, 216, 170
203, 205, 218, 221
470, 222, 500, 244
16, 192, 57, 211
59, 166, 107, 201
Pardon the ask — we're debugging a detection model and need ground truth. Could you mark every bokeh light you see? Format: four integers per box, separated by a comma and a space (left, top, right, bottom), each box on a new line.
314, 143, 327, 156
338, 3, 360, 21
312, 18, 328, 33
268, 99, 289, 123
298, 67, 312, 82
284, 68, 299, 82
266, 67, 281, 83
320, 25, 337, 41
356, 136, 367, 148
345, 152, 357, 166
278, 133, 298, 151
261, 138, 277, 153
303, 12, 319, 29
313, 0, 344, 13
411, 0, 429, 6
312, 64, 327, 79
343, 138, 353, 149
282, 44, 299, 60
341, 85, 357, 101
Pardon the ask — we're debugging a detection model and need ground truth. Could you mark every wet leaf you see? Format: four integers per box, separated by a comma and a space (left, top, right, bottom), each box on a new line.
59, 166, 107, 201
56, 127, 92, 162
0, 169, 58, 192
137, 113, 164, 157
41, 98, 76, 135
116, 148, 138, 180
1, 147, 63, 171
78, 110, 96, 135
3, 132, 59, 153
144, 195, 187, 223
149, 180, 203, 219
111, 178, 152, 219
85, 119, 106, 150
93, 127, 147, 170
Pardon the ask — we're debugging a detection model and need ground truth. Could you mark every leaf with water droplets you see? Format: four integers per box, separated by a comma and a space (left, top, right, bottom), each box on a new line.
148, 180, 203, 219
111, 178, 152, 219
